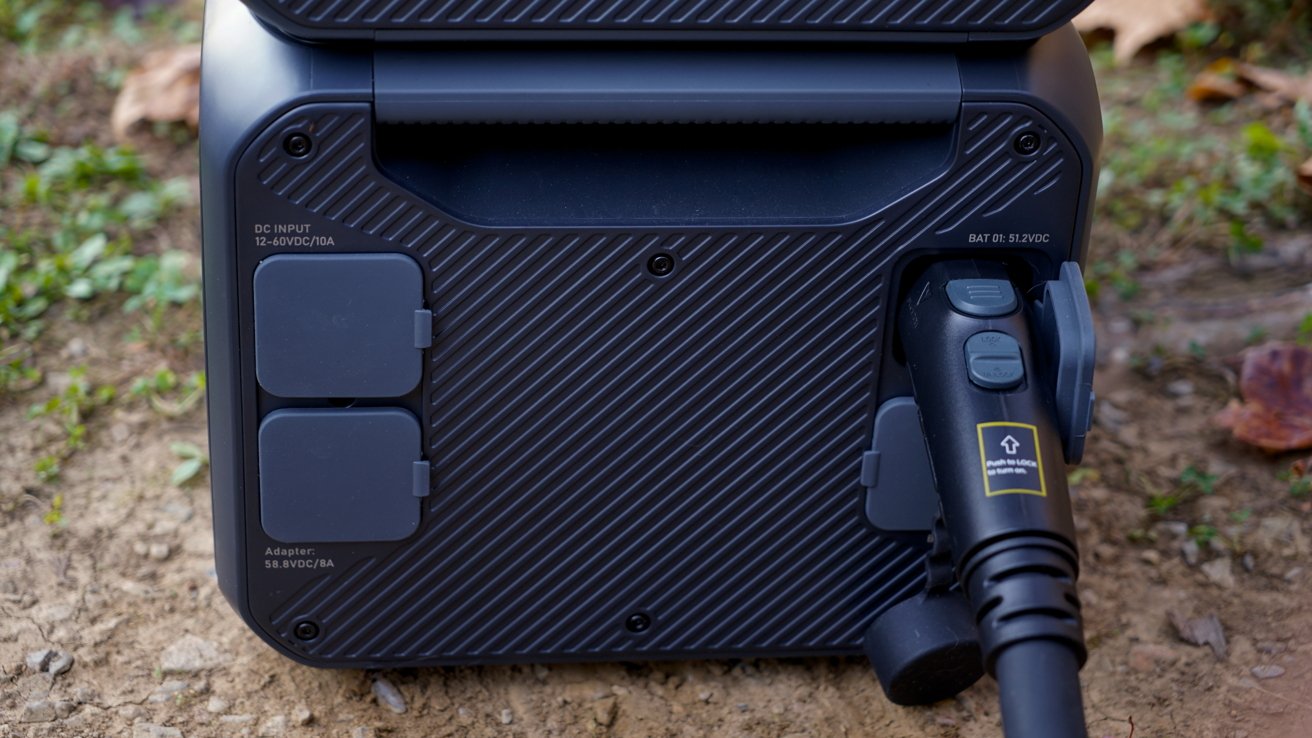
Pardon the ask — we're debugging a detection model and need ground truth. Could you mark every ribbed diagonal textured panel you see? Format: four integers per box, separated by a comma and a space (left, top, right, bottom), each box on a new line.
244, 0, 1089, 35
240, 104, 1072, 663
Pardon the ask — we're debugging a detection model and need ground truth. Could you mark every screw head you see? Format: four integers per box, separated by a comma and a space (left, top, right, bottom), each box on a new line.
284, 133, 313, 158
1013, 132, 1042, 156
625, 612, 652, 634
293, 621, 320, 641
647, 253, 675, 277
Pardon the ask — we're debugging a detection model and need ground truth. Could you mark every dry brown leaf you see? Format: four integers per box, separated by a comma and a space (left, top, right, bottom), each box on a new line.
1074, 0, 1208, 64
1189, 59, 1312, 107
1299, 157, 1312, 197
110, 45, 201, 142
1234, 62, 1312, 105
1187, 59, 1246, 103
1214, 343, 1312, 452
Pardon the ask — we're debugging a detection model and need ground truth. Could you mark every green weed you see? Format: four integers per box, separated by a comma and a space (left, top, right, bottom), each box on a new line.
1188, 524, 1220, 547
27, 365, 115, 449
1179, 465, 1220, 495
1147, 491, 1186, 516
169, 441, 208, 487
42, 493, 65, 527
1279, 468, 1312, 498
1298, 313, 1312, 346
130, 368, 205, 416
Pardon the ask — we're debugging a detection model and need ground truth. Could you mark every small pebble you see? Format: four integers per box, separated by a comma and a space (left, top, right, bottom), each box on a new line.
1165, 379, 1195, 397
149, 680, 190, 704
64, 337, 89, 359
371, 676, 407, 715
25, 649, 54, 672
1128, 644, 1177, 673
1242, 553, 1256, 573
258, 714, 289, 737
500, 709, 514, 725
593, 697, 617, 727
206, 696, 230, 714
47, 651, 74, 676
456, 707, 472, 719
132, 725, 183, 738
24, 649, 73, 676
291, 706, 313, 726
1097, 400, 1129, 428
1257, 641, 1287, 655
351, 728, 378, 738
698, 690, 713, 703
1201, 557, 1235, 589
1284, 567, 1303, 582
119, 705, 148, 721
1139, 550, 1162, 566
533, 664, 550, 681
20, 700, 56, 723
1156, 521, 1189, 538
160, 635, 227, 673
1181, 539, 1201, 567
1251, 665, 1286, 679
219, 714, 255, 725
148, 543, 171, 561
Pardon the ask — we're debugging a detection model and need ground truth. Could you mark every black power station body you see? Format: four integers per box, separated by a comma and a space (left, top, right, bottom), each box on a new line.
201, 1, 1102, 734
236, 0, 1096, 44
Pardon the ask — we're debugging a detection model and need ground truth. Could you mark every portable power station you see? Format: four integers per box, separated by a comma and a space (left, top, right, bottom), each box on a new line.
201, 1, 1102, 734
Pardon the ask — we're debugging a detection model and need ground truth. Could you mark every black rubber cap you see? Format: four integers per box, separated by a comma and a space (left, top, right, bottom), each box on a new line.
864, 591, 985, 705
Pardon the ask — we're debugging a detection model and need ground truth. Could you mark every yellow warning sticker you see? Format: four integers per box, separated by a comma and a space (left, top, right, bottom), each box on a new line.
976, 422, 1047, 497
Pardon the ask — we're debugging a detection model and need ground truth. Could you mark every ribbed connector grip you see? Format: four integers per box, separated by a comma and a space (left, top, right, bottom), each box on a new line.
961, 535, 1085, 674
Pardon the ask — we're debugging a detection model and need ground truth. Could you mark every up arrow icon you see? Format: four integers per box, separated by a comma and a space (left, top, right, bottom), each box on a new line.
1000, 435, 1021, 455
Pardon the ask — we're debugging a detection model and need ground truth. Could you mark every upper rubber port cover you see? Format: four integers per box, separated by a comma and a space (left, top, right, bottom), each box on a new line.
254, 253, 429, 399
238, 0, 1095, 44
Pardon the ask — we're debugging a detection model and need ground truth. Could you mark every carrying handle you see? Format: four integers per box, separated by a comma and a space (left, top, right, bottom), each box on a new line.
374, 49, 962, 126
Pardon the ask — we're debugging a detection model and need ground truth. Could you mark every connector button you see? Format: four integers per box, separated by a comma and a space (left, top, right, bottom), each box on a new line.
946, 279, 1018, 317
965, 331, 1025, 390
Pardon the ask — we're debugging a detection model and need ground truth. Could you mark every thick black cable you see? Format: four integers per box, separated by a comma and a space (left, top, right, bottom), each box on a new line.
996, 640, 1089, 738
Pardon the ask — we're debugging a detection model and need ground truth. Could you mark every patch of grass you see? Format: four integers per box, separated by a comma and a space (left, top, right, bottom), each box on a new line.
1098, 102, 1307, 253
25, 365, 115, 488
1088, 53, 1312, 300
0, 114, 198, 364
1205, 0, 1312, 59
0, 0, 200, 51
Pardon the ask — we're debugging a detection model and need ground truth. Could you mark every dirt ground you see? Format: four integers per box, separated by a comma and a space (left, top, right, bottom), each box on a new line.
4, 22, 1312, 738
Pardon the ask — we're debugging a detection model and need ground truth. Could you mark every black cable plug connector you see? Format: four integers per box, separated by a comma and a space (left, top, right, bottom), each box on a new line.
892, 260, 1089, 738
